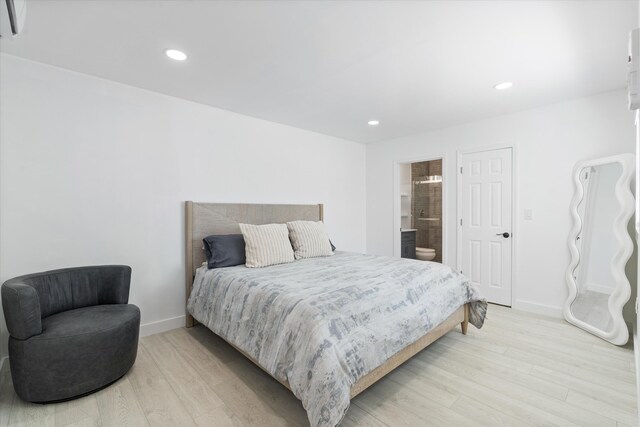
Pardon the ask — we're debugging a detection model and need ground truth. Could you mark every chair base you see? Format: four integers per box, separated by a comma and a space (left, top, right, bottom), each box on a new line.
29, 373, 127, 404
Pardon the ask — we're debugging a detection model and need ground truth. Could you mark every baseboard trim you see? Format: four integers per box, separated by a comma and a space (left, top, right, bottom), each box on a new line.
585, 282, 615, 295
140, 315, 185, 337
512, 299, 563, 318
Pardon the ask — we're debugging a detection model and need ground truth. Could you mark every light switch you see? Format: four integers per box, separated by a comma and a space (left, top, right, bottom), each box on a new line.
524, 209, 533, 220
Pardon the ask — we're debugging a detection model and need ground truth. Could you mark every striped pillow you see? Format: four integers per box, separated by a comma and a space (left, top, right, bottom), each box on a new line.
238, 223, 295, 268
287, 220, 334, 259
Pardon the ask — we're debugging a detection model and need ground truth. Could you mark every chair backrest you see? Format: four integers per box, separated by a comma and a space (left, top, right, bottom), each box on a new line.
4, 265, 131, 318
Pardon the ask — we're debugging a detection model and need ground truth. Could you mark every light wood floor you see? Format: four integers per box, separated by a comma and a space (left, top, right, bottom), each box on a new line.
0, 304, 637, 426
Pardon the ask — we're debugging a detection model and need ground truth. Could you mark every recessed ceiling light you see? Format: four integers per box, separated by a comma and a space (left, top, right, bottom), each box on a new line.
165, 49, 187, 61
494, 81, 513, 90
368, 120, 380, 126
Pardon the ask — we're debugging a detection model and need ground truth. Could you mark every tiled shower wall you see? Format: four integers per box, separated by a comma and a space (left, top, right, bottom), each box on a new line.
411, 160, 442, 263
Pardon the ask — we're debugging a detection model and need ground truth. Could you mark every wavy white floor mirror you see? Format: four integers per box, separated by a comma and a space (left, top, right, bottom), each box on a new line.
565, 153, 635, 345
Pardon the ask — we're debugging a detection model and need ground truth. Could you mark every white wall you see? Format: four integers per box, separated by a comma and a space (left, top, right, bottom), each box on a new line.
0, 54, 367, 359
367, 89, 635, 316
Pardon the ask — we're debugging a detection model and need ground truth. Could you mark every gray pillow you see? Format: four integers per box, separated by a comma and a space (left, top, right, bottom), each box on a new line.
203, 234, 246, 269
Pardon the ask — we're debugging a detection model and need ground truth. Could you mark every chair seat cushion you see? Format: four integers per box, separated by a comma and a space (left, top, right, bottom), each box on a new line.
37, 304, 139, 339
9, 304, 140, 403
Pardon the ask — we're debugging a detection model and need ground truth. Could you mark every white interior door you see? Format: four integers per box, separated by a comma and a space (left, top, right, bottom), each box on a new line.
460, 148, 513, 306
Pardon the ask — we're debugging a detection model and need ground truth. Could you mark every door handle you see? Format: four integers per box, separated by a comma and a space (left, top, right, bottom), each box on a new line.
496, 232, 510, 238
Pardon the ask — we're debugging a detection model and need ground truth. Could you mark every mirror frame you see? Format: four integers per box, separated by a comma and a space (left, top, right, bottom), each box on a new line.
565, 153, 635, 345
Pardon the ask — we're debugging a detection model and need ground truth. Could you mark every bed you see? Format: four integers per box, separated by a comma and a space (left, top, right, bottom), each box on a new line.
184, 201, 486, 427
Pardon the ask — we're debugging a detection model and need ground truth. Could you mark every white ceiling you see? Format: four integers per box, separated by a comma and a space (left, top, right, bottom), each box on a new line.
1, 1, 637, 143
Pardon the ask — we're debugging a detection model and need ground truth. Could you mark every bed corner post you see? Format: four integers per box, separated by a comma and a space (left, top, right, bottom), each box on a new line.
318, 204, 324, 222
461, 303, 469, 335
185, 201, 195, 328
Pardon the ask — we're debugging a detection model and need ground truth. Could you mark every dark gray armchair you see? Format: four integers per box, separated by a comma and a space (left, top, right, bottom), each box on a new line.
1, 265, 140, 403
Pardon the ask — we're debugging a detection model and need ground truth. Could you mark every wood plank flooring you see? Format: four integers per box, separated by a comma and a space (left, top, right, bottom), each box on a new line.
0, 304, 637, 426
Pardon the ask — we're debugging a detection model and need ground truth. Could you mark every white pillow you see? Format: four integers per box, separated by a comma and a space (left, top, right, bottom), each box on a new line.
287, 220, 333, 259
238, 223, 295, 268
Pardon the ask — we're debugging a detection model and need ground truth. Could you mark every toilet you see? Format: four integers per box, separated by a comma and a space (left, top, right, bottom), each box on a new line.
416, 247, 436, 261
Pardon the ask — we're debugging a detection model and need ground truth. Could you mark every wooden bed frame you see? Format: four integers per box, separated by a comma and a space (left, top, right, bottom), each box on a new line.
184, 201, 469, 399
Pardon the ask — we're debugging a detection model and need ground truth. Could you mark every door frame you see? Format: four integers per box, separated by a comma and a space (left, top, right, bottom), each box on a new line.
456, 143, 517, 307
393, 154, 448, 265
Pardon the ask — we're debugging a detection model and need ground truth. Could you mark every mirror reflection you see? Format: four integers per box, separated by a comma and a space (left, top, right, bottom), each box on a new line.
570, 162, 623, 333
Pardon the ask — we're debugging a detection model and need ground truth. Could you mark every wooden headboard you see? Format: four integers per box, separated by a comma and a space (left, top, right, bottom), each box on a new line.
184, 201, 323, 327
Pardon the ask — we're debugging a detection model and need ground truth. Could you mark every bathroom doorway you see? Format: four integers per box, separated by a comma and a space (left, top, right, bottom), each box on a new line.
394, 156, 445, 264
